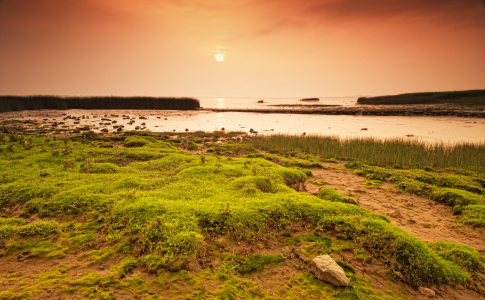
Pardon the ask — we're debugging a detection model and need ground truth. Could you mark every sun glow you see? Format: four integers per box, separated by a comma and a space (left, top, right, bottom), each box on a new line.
215, 52, 225, 62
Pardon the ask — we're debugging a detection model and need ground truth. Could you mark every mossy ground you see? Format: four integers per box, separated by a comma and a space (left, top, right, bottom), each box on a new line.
0, 131, 484, 299
344, 161, 485, 230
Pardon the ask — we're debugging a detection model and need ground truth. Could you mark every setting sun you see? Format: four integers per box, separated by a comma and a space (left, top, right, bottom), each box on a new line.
215, 52, 225, 62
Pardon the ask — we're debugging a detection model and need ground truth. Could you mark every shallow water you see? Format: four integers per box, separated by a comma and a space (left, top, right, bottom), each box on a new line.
2, 109, 484, 144
199, 97, 359, 109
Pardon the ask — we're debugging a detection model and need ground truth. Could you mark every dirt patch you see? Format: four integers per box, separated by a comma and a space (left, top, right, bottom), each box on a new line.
306, 167, 485, 254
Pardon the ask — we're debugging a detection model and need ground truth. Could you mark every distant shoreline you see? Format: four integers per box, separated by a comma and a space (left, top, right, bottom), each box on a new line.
199, 107, 485, 118
358, 90, 485, 105
0, 96, 200, 112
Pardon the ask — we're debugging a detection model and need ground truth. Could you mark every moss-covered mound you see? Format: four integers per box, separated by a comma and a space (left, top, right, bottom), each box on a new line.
0, 134, 484, 298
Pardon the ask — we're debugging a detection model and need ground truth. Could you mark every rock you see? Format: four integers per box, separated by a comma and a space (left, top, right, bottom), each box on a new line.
272, 157, 283, 166
183, 256, 202, 272
310, 255, 350, 287
346, 198, 360, 205
418, 287, 436, 297
294, 249, 310, 263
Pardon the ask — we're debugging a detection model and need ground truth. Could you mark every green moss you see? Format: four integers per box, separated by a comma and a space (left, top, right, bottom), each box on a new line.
124, 136, 158, 147
84, 163, 120, 174
115, 176, 142, 189
0, 135, 482, 294
318, 187, 349, 203
459, 205, 485, 228
22, 240, 69, 258
0, 219, 61, 239
429, 241, 485, 273
188, 141, 198, 150
430, 188, 485, 207
336, 261, 356, 274
81, 247, 115, 264
111, 257, 139, 277
313, 180, 328, 186
0, 291, 14, 300
237, 254, 285, 274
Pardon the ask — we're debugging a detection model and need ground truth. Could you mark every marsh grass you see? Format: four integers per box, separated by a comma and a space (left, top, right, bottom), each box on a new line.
0, 95, 200, 112
249, 134, 485, 173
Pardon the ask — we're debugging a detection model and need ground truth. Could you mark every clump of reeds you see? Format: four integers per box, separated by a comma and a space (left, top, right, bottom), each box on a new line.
249, 134, 485, 173
0, 95, 200, 113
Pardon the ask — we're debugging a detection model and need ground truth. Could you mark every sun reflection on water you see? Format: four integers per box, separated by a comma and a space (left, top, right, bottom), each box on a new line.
217, 98, 224, 109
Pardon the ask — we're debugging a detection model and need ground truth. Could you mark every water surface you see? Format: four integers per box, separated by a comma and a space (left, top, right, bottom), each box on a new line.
2, 108, 484, 144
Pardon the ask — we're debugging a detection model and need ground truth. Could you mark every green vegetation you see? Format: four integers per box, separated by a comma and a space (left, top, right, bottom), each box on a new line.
318, 187, 349, 203
0, 131, 484, 298
249, 134, 485, 173
188, 141, 198, 150
357, 89, 485, 105
429, 241, 485, 273
344, 161, 485, 228
237, 254, 285, 274
0, 95, 200, 112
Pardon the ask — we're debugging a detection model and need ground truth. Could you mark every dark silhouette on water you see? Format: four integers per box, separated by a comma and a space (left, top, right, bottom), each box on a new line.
357, 90, 485, 105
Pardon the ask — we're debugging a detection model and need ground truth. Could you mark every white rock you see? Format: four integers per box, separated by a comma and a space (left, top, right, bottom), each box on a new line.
310, 255, 350, 286
418, 287, 436, 297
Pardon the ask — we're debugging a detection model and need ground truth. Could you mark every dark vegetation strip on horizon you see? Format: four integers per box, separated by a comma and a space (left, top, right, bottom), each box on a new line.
248, 134, 485, 174
0, 95, 200, 112
357, 89, 485, 105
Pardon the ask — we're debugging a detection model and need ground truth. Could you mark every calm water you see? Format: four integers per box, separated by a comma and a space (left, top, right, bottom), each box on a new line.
199, 97, 359, 109
1, 97, 484, 143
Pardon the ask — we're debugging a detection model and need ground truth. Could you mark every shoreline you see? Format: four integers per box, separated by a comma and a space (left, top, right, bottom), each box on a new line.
199, 107, 485, 118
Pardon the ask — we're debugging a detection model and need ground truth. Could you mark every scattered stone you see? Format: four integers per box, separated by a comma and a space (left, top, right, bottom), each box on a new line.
295, 249, 310, 263
346, 198, 360, 205
418, 287, 436, 297
100, 128, 109, 133
310, 255, 350, 287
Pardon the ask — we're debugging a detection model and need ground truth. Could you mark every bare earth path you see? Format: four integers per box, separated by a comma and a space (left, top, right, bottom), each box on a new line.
306, 166, 485, 255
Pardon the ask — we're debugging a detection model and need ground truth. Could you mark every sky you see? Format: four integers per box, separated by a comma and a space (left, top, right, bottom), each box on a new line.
0, 0, 484, 98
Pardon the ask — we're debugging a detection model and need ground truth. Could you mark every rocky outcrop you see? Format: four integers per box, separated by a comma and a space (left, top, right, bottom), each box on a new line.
310, 255, 350, 286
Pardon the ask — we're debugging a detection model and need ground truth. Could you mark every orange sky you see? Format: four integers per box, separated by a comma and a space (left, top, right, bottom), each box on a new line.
0, 0, 484, 97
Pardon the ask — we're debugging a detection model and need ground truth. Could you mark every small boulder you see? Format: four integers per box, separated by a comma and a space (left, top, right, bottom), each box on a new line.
310, 255, 350, 287
418, 287, 436, 298
347, 198, 360, 206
